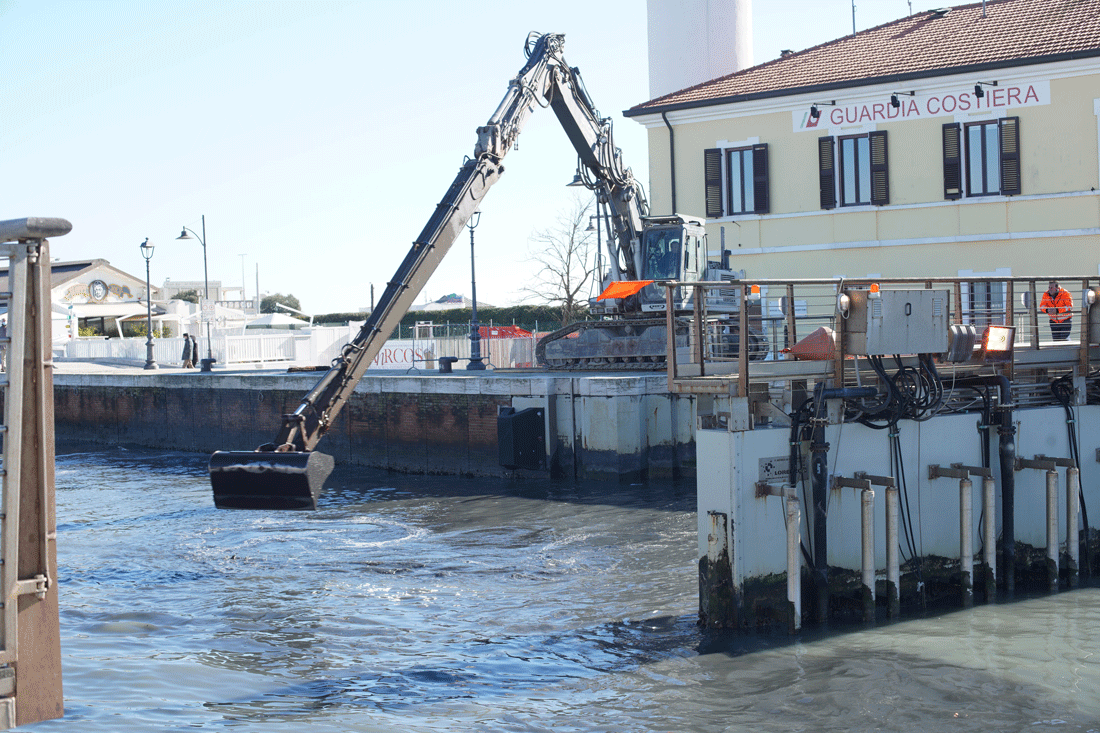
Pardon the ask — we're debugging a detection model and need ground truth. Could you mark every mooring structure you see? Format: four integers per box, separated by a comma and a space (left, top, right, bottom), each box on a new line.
0, 217, 70, 727
665, 275, 1098, 631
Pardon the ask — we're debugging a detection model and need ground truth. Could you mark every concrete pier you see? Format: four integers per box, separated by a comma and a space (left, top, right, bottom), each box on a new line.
52, 364, 696, 481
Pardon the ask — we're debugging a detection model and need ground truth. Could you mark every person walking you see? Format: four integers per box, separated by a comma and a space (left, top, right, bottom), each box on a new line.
1039, 280, 1073, 341
181, 332, 194, 368
190, 334, 199, 368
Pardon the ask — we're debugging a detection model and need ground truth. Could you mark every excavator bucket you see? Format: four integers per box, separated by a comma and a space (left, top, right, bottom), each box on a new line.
209, 451, 335, 510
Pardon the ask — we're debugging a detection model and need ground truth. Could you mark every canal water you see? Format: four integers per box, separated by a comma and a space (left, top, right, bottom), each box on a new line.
28, 447, 1100, 732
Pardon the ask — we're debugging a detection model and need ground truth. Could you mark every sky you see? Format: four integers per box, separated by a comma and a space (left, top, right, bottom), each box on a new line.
1, 0, 951, 315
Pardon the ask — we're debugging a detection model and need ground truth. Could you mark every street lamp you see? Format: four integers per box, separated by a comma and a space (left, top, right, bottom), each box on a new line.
176, 215, 215, 372
139, 238, 158, 370
466, 211, 486, 370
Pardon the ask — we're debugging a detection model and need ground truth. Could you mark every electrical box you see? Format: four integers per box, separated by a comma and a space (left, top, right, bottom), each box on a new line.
844, 289, 949, 356
498, 407, 545, 470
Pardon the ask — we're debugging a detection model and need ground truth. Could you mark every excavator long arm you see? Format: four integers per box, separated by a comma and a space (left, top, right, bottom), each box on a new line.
210, 31, 643, 509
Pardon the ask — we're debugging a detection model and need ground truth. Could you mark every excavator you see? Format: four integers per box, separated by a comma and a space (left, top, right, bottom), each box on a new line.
210, 31, 748, 510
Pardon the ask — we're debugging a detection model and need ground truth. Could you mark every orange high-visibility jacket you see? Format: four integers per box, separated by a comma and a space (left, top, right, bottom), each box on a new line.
1040, 287, 1073, 323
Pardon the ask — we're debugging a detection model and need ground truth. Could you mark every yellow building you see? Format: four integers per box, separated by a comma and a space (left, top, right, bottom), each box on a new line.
625, 0, 1100, 302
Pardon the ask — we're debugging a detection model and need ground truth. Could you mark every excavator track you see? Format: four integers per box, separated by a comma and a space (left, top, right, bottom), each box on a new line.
535, 317, 770, 370
536, 318, 679, 370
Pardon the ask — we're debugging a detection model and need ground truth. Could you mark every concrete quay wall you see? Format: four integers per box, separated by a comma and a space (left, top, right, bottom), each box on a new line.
52, 370, 696, 480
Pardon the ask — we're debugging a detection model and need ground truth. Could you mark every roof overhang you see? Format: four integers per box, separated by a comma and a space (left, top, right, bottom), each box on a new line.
624, 48, 1100, 119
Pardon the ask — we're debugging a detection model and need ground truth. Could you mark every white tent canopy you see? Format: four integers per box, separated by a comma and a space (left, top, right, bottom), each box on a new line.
245, 313, 310, 330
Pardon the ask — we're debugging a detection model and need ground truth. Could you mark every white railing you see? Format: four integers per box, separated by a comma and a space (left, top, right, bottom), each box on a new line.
64, 327, 540, 369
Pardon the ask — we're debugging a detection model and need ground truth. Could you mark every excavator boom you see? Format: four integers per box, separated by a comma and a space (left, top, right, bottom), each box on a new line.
209, 31, 637, 509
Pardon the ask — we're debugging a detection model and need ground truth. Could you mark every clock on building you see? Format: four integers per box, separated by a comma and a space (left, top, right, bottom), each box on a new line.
89, 280, 108, 301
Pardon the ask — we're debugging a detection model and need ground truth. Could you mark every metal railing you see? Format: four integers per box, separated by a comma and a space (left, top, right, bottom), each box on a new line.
664, 276, 1097, 411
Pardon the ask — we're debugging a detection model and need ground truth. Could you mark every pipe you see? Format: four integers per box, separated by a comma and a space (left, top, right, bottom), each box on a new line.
983, 476, 997, 600
861, 489, 875, 622
957, 375, 1015, 595
1047, 469, 1059, 592
960, 478, 974, 608
1067, 466, 1080, 588
786, 497, 802, 632
999, 408, 1016, 595
661, 111, 677, 213
886, 486, 900, 618
810, 398, 829, 625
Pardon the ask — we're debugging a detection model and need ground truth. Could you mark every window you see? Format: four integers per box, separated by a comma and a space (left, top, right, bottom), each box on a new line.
942, 117, 1020, 199
703, 144, 769, 218
966, 122, 1000, 195
840, 135, 871, 205
818, 131, 888, 209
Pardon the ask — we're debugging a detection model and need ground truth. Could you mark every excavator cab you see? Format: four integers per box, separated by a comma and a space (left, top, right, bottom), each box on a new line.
638, 215, 706, 312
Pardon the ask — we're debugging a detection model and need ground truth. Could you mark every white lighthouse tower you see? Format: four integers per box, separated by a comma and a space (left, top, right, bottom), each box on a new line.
646, 0, 753, 100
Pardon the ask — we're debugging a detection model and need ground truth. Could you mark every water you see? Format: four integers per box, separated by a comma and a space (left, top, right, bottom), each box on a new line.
28, 447, 1100, 732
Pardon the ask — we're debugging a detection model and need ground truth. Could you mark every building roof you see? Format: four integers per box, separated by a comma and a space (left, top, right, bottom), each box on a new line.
410, 293, 497, 312
0, 259, 148, 296
626, 0, 1100, 116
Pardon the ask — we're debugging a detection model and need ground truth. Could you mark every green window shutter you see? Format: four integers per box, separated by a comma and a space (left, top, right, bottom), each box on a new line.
818, 136, 836, 210
942, 123, 962, 200
869, 131, 889, 206
999, 116, 1021, 196
704, 148, 723, 218
752, 143, 770, 214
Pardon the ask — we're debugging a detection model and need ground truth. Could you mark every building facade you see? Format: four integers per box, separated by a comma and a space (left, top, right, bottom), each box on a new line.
626, 0, 1100, 295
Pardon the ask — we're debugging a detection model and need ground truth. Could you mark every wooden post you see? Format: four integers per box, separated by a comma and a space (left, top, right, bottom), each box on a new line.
0, 218, 69, 728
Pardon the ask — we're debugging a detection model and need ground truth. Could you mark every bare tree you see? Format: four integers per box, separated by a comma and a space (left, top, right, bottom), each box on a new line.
522, 194, 597, 327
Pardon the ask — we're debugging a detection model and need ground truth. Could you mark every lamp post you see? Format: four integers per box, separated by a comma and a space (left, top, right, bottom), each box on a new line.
466, 211, 486, 370
140, 238, 158, 370
176, 215, 215, 372
587, 209, 604, 294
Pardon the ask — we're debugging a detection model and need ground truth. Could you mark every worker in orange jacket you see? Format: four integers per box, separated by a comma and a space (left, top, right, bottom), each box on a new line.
1039, 280, 1073, 341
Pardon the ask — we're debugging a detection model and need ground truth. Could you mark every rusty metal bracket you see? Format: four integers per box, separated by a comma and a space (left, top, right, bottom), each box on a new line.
928, 464, 970, 481
1033, 454, 1076, 468
1015, 456, 1059, 472
832, 475, 872, 492
755, 481, 795, 499
950, 462, 993, 478
14, 574, 49, 601
854, 471, 896, 488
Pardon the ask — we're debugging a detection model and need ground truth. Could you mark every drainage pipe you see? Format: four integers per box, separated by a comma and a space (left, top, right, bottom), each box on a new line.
861, 488, 876, 622
786, 496, 802, 632
810, 429, 829, 625
886, 485, 900, 618
960, 477, 974, 608
808, 386, 877, 625
956, 375, 1015, 595
1067, 466, 1080, 588
661, 111, 677, 213
983, 476, 997, 600
1047, 468, 1059, 592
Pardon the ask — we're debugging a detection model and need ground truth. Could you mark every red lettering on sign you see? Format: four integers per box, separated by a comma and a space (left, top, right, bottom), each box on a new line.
1024, 85, 1039, 103
872, 103, 885, 120
829, 108, 843, 125
927, 96, 941, 115
958, 93, 972, 111
1007, 87, 1021, 106
991, 88, 1005, 106
942, 95, 957, 113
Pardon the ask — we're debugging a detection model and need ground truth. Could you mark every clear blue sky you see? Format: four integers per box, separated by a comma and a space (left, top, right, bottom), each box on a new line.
1, 0, 946, 315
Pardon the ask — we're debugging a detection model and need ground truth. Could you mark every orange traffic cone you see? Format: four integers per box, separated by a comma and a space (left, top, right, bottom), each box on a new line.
785, 326, 836, 360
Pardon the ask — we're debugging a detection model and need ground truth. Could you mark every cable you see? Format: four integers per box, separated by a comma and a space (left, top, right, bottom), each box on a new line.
1051, 373, 1091, 577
